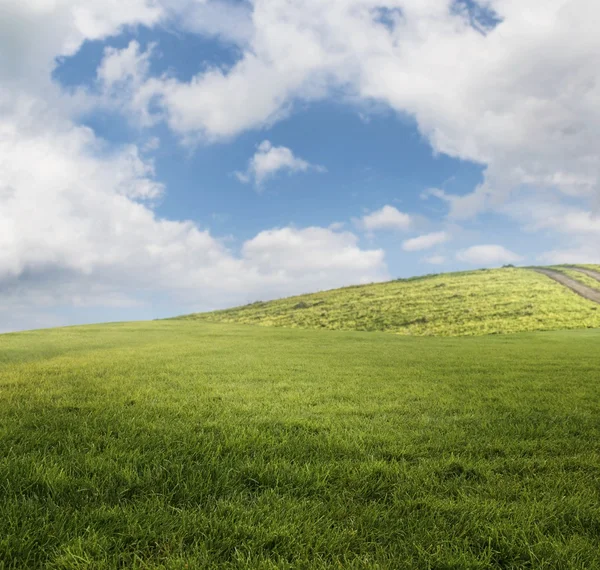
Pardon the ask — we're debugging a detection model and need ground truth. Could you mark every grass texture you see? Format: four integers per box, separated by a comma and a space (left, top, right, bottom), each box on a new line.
550, 267, 600, 292
1, 321, 600, 568
178, 267, 600, 336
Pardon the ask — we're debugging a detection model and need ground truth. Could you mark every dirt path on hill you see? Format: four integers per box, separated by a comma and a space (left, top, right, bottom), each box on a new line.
532, 268, 600, 304
567, 266, 600, 283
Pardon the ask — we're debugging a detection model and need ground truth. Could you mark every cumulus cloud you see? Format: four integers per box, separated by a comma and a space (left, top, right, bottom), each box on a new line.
97, 40, 154, 90
0, 0, 163, 90
456, 245, 522, 266
243, 226, 387, 282
402, 231, 450, 252
538, 249, 598, 265
498, 194, 600, 266
170, 0, 254, 46
94, 40, 163, 126
235, 140, 326, 187
357, 205, 412, 232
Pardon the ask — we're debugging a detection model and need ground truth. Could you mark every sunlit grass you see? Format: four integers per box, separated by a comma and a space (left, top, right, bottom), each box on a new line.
1, 321, 600, 568
179, 267, 600, 336
551, 266, 600, 292
581, 264, 600, 273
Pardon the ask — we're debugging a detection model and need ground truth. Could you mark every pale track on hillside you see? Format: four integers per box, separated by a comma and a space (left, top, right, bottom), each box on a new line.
532, 268, 600, 304
566, 266, 600, 283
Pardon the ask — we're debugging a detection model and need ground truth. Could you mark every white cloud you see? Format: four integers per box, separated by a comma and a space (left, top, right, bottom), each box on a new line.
402, 231, 450, 251
169, 0, 254, 46
499, 194, 600, 266
95, 41, 162, 126
423, 255, 446, 265
142, 136, 161, 152
243, 226, 387, 281
358, 205, 412, 232
235, 140, 326, 187
456, 245, 522, 266
524, 205, 600, 237
0, 0, 164, 90
97, 40, 154, 89
538, 248, 598, 265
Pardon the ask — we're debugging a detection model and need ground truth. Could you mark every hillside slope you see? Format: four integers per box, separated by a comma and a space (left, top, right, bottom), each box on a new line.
553, 266, 600, 292
178, 267, 600, 336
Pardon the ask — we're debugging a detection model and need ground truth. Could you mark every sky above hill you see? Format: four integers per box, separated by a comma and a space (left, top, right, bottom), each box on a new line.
0, 0, 599, 331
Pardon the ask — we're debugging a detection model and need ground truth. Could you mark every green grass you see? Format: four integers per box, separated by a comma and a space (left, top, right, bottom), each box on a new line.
550, 267, 600, 292
177, 267, 600, 336
2, 321, 600, 568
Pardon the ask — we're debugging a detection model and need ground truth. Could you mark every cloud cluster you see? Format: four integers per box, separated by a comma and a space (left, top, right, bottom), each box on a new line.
402, 231, 450, 252
0, 98, 386, 317
357, 206, 412, 232
500, 195, 600, 264
86, 2, 600, 253
456, 245, 522, 266
0, 0, 163, 90
235, 141, 326, 187
89, 0, 600, 263
104, 0, 600, 215
0, 1, 389, 330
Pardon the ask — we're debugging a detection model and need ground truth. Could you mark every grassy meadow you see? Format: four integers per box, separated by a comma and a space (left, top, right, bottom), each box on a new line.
178, 267, 600, 336
1, 321, 600, 568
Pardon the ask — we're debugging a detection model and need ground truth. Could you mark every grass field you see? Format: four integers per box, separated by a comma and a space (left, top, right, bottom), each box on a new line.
178, 267, 600, 336
2, 321, 600, 568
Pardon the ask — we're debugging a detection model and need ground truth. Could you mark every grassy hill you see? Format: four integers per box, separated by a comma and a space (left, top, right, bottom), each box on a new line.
1, 321, 600, 568
551, 265, 600, 292
584, 264, 600, 272
177, 267, 600, 336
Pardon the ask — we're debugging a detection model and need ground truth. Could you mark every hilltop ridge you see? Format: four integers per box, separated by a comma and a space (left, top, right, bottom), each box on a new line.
176, 266, 600, 336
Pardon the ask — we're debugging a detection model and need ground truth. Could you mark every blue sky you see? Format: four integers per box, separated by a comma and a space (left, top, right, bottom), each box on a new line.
0, 0, 598, 331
